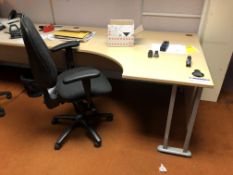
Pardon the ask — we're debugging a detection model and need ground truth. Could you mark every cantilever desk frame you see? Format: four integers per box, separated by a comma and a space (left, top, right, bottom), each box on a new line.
0, 22, 214, 157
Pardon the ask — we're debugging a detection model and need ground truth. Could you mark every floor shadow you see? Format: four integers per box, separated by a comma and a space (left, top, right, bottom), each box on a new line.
109, 79, 187, 141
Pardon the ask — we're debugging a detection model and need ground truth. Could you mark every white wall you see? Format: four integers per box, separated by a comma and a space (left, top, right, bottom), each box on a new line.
52, 0, 142, 27
0, 0, 53, 23
200, 0, 233, 101
0, 0, 204, 33
142, 0, 204, 32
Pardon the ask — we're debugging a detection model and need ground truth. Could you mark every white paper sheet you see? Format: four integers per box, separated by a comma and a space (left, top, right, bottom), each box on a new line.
152, 43, 187, 54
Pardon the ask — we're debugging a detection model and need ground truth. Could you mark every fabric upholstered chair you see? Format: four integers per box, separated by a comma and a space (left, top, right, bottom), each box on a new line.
0, 91, 12, 117
20, 16, 113, 150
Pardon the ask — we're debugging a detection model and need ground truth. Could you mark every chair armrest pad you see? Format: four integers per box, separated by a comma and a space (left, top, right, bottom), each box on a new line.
63, 69, 101, 84
50, 41, 80, 52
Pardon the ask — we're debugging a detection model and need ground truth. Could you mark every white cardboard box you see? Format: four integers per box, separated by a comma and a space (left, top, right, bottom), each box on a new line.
108, 19, 134, 47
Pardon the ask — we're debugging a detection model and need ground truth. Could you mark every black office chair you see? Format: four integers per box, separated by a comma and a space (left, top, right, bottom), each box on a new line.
0, 91, 12, 117
20, 16, 113, 150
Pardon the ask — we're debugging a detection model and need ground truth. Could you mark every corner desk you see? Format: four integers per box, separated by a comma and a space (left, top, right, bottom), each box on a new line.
0, 22, 214, 157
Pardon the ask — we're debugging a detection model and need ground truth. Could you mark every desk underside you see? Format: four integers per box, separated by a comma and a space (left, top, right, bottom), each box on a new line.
0, 45, 123, 76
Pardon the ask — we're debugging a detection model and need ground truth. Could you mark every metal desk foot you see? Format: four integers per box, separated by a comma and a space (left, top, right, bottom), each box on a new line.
157, 145, 192, 157
157, 86, 202, 157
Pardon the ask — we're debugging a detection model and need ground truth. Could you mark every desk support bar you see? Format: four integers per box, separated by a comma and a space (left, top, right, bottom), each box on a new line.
157, 86, 203, 157
183, 87, 202, 152
163, 85, 177, 148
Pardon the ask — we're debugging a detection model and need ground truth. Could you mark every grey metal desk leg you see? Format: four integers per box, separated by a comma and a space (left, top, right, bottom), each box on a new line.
157, 87, 202, 157
162, 85, 177, 148
183, 87, 202, 152
157, 85, 179, 153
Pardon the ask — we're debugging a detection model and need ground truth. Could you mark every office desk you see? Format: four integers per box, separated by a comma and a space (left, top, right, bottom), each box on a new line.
0, 23, 214, 157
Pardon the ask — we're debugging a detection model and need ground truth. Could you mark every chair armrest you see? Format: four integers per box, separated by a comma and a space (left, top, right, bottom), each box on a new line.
63, 68, 100, 84
50, 41, 80, 52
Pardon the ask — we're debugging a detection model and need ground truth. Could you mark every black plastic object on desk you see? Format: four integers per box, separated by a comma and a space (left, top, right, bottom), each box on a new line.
192, 69, 204, 77
160, 41, 169, 52
154, 50, 159, 58
8, 9, 24, 20
148, 50, 153, 58
0, 23, 6, 31
9, 24, 22, 39
186, 56, 192, 67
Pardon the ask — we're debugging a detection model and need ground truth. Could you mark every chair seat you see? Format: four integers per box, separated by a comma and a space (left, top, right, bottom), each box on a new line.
56, 67, 112, 101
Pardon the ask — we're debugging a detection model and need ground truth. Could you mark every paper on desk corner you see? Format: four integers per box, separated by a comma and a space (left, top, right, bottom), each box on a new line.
47, 34, 56, 40
44, 32, 96, 42
40, 33, 59, 41
167, 44, 186, 54
151, 43, 160, 51
40, 33, 49, 40
151, 43, 187, 54
135, 25, 144, 35
159, 163, 167, 173
82, 31, 96, 42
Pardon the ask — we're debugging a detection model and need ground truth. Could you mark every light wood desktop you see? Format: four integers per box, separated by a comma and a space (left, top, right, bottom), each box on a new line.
0, 22, 214, 157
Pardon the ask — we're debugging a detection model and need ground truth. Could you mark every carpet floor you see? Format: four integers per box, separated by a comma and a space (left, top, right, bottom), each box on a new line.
0, 67, 233, 175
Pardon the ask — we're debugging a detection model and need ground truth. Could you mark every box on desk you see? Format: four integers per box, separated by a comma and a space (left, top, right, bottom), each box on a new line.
108, 19, 134, 47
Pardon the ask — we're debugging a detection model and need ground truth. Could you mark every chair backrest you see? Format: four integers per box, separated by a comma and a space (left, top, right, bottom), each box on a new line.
20, 16, 57, 89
